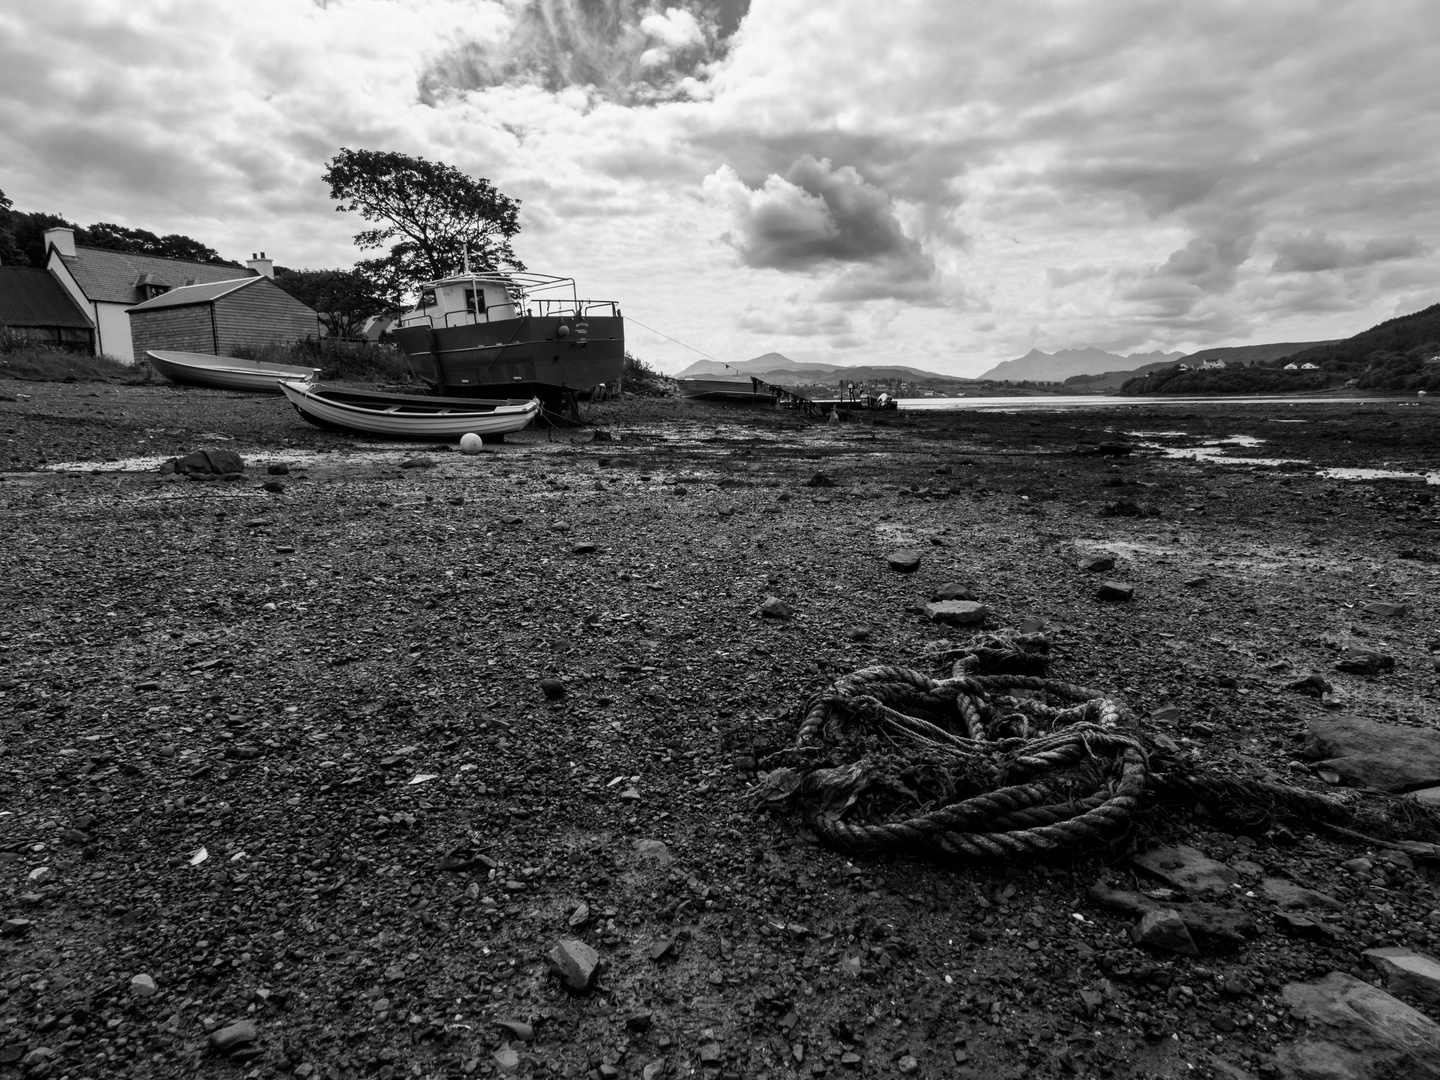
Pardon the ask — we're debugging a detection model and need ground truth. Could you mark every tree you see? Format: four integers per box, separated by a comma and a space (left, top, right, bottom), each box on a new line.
0, 188, 22, 266
323, 148, 524, 303
79, 222, 238, 265
273, 267, 397, 339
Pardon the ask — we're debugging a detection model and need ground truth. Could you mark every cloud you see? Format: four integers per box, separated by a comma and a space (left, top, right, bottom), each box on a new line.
418, 0, 749, 106
704, 155, 939, 301
1271, 230, 1427, 272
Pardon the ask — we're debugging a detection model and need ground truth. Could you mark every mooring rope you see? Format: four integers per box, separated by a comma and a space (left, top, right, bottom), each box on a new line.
755, 631, 1440, 861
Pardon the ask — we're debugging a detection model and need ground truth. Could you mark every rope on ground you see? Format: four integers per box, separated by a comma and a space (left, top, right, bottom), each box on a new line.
755, 630, 1440, 862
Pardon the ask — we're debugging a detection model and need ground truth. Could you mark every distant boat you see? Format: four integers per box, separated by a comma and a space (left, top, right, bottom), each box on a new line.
390, 270, 624, 413
677, 375, 773, 403
146, 350, 320, 393
279, 381, 540, 440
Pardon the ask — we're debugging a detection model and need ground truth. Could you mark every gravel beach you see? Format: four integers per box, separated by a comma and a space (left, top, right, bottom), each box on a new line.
1, 379, 1438, 1079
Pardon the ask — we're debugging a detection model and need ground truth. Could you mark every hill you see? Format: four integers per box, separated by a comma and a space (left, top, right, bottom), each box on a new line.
1121, 306, 1440, 395
977, 347, 1184, 383
675, 352, 955, 382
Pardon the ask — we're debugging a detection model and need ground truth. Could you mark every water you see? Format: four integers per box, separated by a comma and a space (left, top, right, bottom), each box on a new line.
895, 394, 1429, 411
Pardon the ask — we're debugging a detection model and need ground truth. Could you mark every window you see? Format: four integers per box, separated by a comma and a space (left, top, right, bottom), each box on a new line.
420, 289, 437, 308
464, 288, 487, 315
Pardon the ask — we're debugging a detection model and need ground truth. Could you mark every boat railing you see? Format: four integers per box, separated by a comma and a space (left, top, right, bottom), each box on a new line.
400, 299, 621, 329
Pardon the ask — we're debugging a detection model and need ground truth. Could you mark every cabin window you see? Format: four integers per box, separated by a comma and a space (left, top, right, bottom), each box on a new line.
420, 289, 437, 308
464, 288, 487, 315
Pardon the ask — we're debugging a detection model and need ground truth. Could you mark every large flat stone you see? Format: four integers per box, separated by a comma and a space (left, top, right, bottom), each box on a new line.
1363, 947, 1440, 1008
1086, 884, 1253, 948
1272, 972, 1440, 1080
1304, 716, 1440, 793
1132, 845, 1239, 897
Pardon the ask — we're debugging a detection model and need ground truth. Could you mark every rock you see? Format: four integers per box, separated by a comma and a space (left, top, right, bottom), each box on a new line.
1273, 972, 1440, 1080
1132, 845, 1239, 896
648, 936, 677, 961
571, 542, 597, 554
539, 678, 565, 700
547, 939, 600, 992
1360, 601, 1408, 618
0, 917, 32, 937
1303, 716, 1440, 792
1086, 884, 1253, 947
885, 549, 922, 573
625, 1011, 654, 1033
169, 449, 244, 477
1410, 786, 1440, 806
129, 973, 158, 998
1078, 553, 1116, 573
1095, 580, 1134, 602
1363, 947, 1440, 1008
1133, 909, 1199, 956
1261, 877, 1344, 912
925, 600, 987, 626
399, 456, 435, 469
1150, 704, 1182, 724
804, 471, 835, 487
760, 596, 794, 619
493, 1020, 534, 1042
641, 1061, 666, 1080
845, 626, 871, 642
493, 1047, 520, 1072
632, 839, 672, 864
209, 1020, 258, 1054
262, 481, 285, 494
1285, 674, 1333, 696
1334, 648, 1395, 675
267, 463, 289, 475
930, 581, 977, 602
1274, 911, 1342, 942
1183, 576, 1209, 588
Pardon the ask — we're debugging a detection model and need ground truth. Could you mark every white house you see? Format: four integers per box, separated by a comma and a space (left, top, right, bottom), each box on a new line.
1283, 362, 1299, 370
1199, 359, 1226, 370
1300, 362, 1319, 370
44, 227, 273, 362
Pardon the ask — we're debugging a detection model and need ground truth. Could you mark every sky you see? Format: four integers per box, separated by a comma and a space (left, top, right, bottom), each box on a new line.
2, 0, 1439, 377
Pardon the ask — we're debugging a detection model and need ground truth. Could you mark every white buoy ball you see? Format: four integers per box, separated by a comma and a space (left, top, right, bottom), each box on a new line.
459, 432, 483, 455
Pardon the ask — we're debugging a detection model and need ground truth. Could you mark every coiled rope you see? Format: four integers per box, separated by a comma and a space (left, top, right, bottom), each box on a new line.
754, 631, 1440, 861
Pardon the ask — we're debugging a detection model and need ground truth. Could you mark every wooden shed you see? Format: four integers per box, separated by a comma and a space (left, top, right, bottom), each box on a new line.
0, 266, 96, 352
127, 276, 321, 357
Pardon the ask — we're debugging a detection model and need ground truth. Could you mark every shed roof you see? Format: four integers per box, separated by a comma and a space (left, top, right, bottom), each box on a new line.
126, 276, 262, 312
54, 246, 253, 305
0, 266, 96, 329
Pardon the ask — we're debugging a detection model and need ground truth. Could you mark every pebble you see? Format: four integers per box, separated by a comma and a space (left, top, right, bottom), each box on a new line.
493, 1020, 534, 1042
885, 549, 922, 573
267, 463, 289, 475
1095, 580, 1134, 602
845, 625, 871, 641
1360, 600, 1407, 617
571, 542, 597, 554
129, 973, 158, 998
399, 457, 435, 470
208, 1019, 258, 1053
0, 918, 32, 937
760, 596, 794, 619
925, 600, 987, 626
1132, 909, 1200, 956
930, 581, 976, 601
1078, 553, 1116, 572
547, 938, 600, 991
262, 481, 285, 494
539, 678, 565, 700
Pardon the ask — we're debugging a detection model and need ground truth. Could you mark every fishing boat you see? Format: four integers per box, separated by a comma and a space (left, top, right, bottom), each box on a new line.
146, 350, 320, 393
677, 375, 774, 404
279, 381, 541, 439
389, 270, 624, 413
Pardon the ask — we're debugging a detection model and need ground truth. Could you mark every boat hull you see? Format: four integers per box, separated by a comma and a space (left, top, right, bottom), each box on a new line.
147, 350, 320, 393
391, 315, 624, 403
677, 377, 773, 403
280, 381, 540, 439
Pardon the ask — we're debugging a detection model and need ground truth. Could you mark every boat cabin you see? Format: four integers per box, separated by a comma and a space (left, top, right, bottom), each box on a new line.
404, 277, 520, 328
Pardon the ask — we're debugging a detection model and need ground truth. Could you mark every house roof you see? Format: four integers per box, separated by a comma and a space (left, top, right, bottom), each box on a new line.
52, 245, 253, 305
0, 266, 96, 329
126, 276, 262, 312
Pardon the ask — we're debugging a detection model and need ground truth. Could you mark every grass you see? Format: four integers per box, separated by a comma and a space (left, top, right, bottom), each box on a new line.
0, 345, 145, 383
230, 338, 416, 385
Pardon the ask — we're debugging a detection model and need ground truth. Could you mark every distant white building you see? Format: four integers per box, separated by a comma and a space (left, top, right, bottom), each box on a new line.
1301, 362, 1319, 370
1283, 362, 1299, 370
1199, 359, 1226, 370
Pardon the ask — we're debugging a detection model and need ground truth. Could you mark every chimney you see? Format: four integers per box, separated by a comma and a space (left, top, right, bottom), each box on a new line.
246, 251, 274, 279
45, 227, 77, 258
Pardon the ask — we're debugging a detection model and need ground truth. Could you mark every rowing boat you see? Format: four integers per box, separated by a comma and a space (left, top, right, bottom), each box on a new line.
280, 381, 541, 439
146, 350, 320, 393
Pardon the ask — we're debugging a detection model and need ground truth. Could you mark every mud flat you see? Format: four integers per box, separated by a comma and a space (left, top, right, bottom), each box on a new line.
1, 380, 1438, 1078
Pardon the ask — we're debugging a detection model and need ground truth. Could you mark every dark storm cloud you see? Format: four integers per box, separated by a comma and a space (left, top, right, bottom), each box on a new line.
707, 156, 938, 301
418, 0, 749, 106
1272, 230, 1427, 273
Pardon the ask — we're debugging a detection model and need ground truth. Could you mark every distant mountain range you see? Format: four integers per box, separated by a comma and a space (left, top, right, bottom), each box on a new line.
976, 348, 1185, 382
676, 352, 953, 383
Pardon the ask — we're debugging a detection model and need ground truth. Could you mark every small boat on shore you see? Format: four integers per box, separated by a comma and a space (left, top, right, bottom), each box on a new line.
677, 375, 774, 403
146, 350, 320, 393
280, 381, 540, 439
